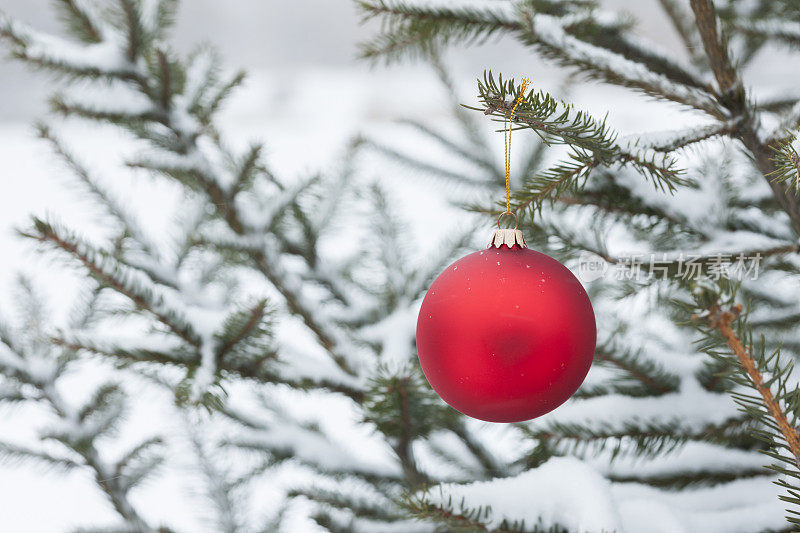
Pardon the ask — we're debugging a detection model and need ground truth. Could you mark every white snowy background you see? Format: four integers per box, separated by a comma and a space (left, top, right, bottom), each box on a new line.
1, 0, 799, 531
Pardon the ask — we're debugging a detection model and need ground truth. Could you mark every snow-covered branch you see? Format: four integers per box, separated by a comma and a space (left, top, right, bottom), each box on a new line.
0, 284, 164, 532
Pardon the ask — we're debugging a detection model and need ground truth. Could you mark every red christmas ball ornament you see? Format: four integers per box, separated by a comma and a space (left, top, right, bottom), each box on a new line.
416, 225, 596, 423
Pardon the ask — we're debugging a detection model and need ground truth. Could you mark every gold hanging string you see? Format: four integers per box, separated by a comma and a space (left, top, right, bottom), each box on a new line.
504, 77, 531, 215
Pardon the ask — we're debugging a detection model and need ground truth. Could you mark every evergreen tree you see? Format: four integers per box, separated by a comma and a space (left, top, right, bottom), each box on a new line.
356, 0, 800, 531
1, 0, 800, 531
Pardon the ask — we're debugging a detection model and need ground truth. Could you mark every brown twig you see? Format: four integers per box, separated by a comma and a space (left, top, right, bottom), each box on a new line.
708, 304, 800, 464
689, 0, 739, 96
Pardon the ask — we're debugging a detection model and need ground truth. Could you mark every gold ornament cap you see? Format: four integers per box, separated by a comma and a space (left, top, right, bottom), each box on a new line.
489, 228, 527, 248
489, 213, 527, 249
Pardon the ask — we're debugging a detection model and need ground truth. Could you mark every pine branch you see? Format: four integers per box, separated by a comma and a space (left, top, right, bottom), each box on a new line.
3, 5, 367, 381
359, 1, 717, 114
230, 143, 263, 199
35, 123, 159, 256
125, 152, 242, 233
404, 491, 567, 533
510, 147, 686, 216
149, 0, 179, 41
54, 335, 364, 402
78, 383, 124, 423
625, 119, 741, 153
0, 11, 137, 80
113, 436, 164, 485
188, 429, 244, 533
22, 218, 203, 348
686, 281, 800, 527
689, 0, 800, 235
0, 288, 159, 532
474, 73, 617, 153
594, 346, 680, 396
245, 175, 319, 234
154, 48, 173, 111
128, 141, 354, 376
115, 450, 163, 492
512, 149, 599, 213
473, 73, 688, 211
363, 367, 445, 488
222, 404, 396, 482
405, 492, 499, 532
116, 0, 145, 63
520, 416, 754, 462
51, 92, 165, 125
706, 304, 800, 465
53, 0, 103, 44
0, 441, 80, 471
214, 299, 274, 362
608, 467, 773, 489
83, 447, 155, 531
252, 246, 353, 373
581, 18, 709, 90
202, 70, 247, 124
357, 0, 516, 62
515, 11, 721, 115
538, 171, 697, 237
54, 336, 193, 366
288, 487, 403, 523
182, 227, 358, 376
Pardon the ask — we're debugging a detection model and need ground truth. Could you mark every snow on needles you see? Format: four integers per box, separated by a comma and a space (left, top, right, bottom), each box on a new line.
0, 13, 131, 74
429, 457, 623, 532
427, 457, 785, 533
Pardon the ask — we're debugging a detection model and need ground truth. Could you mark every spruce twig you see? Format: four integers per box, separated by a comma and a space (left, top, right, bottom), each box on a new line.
472, 72, 688, 212
707, 304, 800, 466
